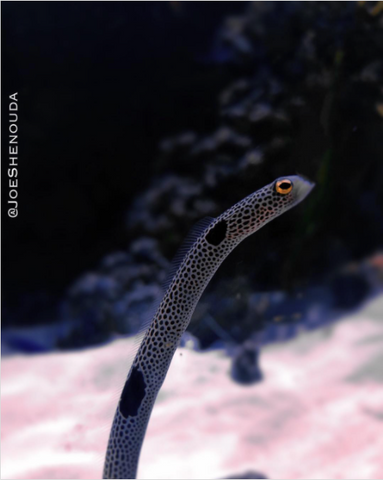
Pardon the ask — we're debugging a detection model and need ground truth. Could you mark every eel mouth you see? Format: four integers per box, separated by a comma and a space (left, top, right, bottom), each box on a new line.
293, 175, 315, 201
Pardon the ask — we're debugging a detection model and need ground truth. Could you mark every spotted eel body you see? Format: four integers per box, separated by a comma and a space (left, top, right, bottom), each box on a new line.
103, 175, 314, 479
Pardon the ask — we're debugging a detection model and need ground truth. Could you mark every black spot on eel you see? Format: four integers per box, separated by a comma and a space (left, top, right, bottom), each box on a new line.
103, 175, 314, 479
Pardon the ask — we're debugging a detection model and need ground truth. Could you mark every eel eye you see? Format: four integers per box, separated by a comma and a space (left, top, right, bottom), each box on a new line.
275, 179, 293, 194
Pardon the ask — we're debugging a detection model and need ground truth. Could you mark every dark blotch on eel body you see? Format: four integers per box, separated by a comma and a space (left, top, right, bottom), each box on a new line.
206, 220, 227, 246
119, 366, 147, 418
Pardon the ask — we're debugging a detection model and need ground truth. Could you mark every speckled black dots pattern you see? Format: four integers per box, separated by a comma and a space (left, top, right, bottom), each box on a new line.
103, 180, 298, 479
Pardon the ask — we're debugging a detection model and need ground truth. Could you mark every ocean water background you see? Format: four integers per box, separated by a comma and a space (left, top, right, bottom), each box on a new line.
2, 2, 383, 479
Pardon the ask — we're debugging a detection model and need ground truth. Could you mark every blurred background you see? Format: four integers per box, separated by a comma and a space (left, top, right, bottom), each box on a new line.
2, 2, 383, 479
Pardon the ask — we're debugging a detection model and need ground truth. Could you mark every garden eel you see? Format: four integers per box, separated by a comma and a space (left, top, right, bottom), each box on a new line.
103, 175, 314, 479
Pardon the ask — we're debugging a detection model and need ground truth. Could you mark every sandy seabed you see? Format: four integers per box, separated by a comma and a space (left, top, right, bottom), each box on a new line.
2, 296, 383, 480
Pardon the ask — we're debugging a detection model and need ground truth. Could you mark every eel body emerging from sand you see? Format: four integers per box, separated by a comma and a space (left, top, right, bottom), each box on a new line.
103, 175, 314, 479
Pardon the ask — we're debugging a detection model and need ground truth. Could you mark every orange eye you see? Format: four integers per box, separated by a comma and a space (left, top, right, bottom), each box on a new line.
275, 179, 293, 194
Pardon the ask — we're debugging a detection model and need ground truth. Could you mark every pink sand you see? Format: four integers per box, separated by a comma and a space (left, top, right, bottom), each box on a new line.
2, 296, 383, 479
